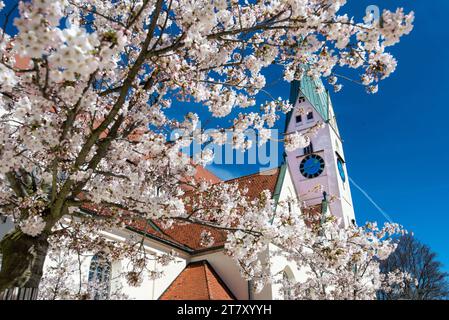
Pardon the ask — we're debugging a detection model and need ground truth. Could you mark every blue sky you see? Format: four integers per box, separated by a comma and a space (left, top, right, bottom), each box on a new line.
326, 0, 449, 271
1, 1, 448, 270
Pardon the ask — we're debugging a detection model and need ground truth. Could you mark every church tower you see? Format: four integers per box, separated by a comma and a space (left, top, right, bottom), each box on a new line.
285, 76, 356, 227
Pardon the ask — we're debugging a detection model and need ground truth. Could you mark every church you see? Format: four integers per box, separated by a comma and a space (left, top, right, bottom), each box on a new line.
0, 75, 356, 300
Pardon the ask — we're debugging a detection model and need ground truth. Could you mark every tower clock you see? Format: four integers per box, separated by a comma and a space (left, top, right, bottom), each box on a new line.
299, 154, 325, 179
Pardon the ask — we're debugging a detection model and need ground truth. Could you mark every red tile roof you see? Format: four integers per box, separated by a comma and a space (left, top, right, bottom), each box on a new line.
225, 167, 280, 199
159, 260, 235, 300
151, 220, 227, 251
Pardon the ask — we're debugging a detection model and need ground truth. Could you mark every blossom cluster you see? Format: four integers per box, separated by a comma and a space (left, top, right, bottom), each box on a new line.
272, 209, 412, 300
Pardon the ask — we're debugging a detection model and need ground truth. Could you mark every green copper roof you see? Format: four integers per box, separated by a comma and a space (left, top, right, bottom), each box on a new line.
300, 75, 330, 121
285, 75, 330, 129
269, 163, 288, 225
272, 163, 288, 206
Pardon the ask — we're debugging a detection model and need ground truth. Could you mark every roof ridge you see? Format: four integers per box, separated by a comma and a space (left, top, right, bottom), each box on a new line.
202, 260, 237, 300
202, 260, 212, 299
159, 260, 235, 300
158, 260, 210, 300
272, 163, 287, 205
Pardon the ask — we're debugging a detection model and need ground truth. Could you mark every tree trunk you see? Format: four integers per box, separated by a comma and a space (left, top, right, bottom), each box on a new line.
0, 230, 49, 300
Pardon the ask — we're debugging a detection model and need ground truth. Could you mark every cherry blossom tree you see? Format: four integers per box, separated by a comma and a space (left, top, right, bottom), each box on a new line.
0, 0, 413, 299
272, 205, 413, 300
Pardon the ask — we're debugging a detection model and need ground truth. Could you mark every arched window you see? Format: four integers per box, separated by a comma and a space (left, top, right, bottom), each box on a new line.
88, 252, 111, 300
303, 142, 313, 155
282, 271, 293, 300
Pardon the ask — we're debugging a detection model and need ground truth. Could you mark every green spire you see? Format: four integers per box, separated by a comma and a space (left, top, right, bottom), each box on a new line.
285, 75, 330, 130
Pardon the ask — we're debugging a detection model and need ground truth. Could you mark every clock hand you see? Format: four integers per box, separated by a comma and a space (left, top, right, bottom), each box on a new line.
305, 165, 318, 172
304, 164, 315, 171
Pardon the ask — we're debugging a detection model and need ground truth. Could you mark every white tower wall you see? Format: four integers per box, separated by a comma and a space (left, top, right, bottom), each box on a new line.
285, 84, 355, 227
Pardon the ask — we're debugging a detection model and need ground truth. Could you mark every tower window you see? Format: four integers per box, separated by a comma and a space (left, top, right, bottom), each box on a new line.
307, 111, 314, 120
295, 115, 302, 123
303, 142, 313, 155
88, 252, 112, 300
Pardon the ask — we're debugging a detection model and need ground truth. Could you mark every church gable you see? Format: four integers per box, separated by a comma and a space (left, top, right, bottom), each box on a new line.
159, 260, 235, 300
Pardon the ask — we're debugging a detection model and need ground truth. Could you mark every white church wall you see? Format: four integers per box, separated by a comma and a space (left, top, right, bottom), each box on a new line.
278, 166, 298, 201
269, 243, 307, 300
251, 249, 272, 300
265, 170, 308, 300
116, 250, 187, 300
328, 125, 356, 225
250, 243, 307, 300
38, 223, 189, 300
319, 124, 355, 226
102, 229, 189, 300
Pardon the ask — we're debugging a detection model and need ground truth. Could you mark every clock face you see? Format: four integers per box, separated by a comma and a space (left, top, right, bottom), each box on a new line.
337, 158, 346, 182
300, 154, 325, 179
